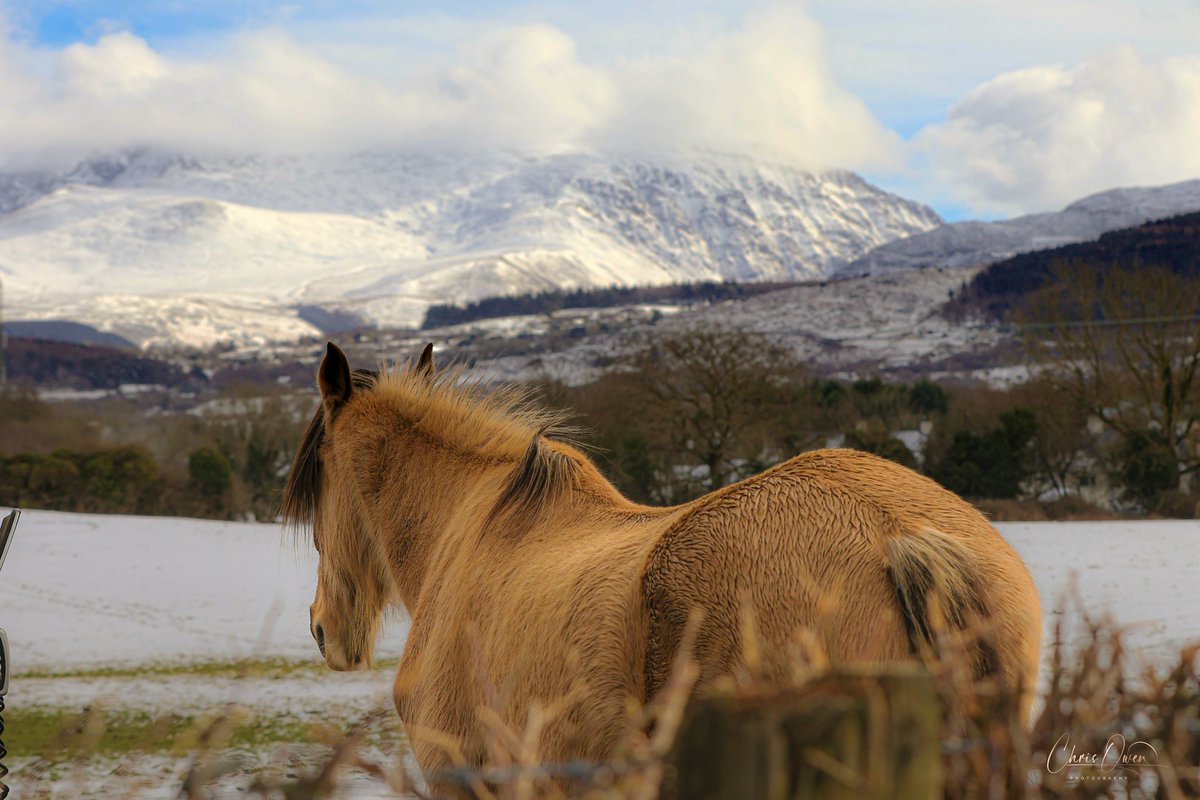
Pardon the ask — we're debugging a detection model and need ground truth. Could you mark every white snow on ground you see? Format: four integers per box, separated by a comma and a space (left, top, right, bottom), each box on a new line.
0, 510, 409, 672
1, 509, 1197, 797
17, 669, 396, 718
1007, 520, 1200, 664
2, 510, 412, 798
2, 510, 1197, 676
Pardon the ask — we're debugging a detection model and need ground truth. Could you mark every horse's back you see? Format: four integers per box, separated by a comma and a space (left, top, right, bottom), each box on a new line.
397, 512, 667, 769
641, 448, 1041, 705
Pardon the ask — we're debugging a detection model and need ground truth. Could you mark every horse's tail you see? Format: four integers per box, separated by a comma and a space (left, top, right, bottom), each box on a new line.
886, 527, 1000, 679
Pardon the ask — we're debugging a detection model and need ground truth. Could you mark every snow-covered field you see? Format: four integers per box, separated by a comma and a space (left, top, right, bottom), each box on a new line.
5, 509, 1198, 677
4, 509, 1198, 669
2, 510, 409, 671
2, 509, 1198, 795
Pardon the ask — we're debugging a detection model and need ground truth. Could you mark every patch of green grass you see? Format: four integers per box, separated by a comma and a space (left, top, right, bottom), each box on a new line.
8, 706, 183, 758
18, 655, 400, 680
5, 704, 402, 762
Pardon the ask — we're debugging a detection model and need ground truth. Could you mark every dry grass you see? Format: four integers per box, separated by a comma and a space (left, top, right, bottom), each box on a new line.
975, 497, 1131, 522
934, 602, 1200, 799
15, 607, 1199, 799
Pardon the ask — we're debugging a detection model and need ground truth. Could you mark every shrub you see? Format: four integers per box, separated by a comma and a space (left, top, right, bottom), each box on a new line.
82, 447, 160, 513
930, 408, 1037, 499
188, 447, 232, 499
1114, 429, 1178, 509
909, 379, 949, 415
843, 428, 918, 469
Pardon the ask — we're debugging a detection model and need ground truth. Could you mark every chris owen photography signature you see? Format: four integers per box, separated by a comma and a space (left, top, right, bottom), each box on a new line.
1047, 733, 1160, 781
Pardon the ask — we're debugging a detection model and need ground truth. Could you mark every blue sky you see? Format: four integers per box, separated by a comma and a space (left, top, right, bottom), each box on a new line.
2, 1, 1199, 218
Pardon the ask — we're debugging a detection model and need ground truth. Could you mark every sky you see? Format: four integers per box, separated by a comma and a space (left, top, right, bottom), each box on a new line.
1, 1, 1198, 220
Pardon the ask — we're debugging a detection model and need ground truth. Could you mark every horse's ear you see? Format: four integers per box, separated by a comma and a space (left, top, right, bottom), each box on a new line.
318, 342, 353, 412
416, 343, 434, 379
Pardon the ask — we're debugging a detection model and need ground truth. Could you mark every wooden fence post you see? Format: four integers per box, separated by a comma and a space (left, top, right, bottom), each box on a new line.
666, 663, 942, 800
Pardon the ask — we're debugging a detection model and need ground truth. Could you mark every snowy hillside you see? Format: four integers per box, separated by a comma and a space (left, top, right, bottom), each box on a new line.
841, 178, 1200, 275
0, 150, 941, 349
441, 265, 1003, 387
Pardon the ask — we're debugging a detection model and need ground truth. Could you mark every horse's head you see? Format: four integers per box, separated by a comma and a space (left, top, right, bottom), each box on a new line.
286, 342, 431, 671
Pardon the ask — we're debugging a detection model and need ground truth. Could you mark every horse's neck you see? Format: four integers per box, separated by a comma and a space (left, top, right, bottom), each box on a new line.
385, 445, 636, 609
375, 450, 507, 609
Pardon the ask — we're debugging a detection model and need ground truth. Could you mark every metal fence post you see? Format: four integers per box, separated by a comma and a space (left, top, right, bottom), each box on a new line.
0, 508, 21, 800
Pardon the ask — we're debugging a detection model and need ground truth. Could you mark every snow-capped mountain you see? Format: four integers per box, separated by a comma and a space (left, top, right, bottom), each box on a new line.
840, 179, 1200, 276
0, 149, 941, 349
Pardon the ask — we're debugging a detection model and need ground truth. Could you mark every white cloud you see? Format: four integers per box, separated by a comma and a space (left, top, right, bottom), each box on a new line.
428, 24, 618, 153
598, 7, 897, 169
0, 7, 894, 172
812, 0, 1200, 100
4, 4, 1197, 217
914, 46, 1200, 214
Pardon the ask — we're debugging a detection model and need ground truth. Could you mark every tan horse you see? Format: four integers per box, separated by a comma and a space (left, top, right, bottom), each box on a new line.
283, 343, 1041, 785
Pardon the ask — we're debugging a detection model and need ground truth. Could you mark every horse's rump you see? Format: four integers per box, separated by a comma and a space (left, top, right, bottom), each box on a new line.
639, 452, 1033, 707
640, 470, 913, 697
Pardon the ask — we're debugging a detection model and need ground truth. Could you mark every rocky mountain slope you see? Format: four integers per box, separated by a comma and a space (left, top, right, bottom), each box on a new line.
0, 150, 940, 349
840, 179, 1200, 276
951, 210, 1200, 318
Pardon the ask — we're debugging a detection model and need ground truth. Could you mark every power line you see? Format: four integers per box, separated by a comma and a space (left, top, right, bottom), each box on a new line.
1001, 314, 1200, 331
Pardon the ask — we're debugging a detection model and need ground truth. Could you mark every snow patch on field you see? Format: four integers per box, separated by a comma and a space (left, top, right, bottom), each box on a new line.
17, 669, 397, 718
0, 510, 409, 672
2, 510, 1197, 676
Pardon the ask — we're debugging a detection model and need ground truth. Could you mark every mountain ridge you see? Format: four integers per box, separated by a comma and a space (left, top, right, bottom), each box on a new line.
948, 210, 1200, 319
0, 149, 941, 348
840, 178, 1200, 276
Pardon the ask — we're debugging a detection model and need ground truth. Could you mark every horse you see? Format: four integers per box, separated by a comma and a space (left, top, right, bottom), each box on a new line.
283, 342, 1041, 788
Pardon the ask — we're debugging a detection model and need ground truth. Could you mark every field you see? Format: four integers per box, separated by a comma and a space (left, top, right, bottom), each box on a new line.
2, 510, 1199, 797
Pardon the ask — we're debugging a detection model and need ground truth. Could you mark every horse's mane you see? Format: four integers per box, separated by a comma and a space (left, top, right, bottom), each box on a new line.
282, 368, 380, 530
281, 362, 579, 534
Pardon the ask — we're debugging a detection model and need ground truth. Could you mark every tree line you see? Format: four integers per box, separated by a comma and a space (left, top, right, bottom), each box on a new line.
3, 323, 1192, 520
422, 280, 805, 328
946, 210, 1200, 319
539, 260, 1200, 517
0, 384, 306, 521
6, 258, 1200, 520
529, 330, 1102, 515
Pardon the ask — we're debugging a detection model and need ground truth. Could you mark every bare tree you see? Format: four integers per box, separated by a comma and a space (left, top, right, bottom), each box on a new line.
624, 327, 807, 493
1006, 376, 1095, 496
1020, 262, 1200, 493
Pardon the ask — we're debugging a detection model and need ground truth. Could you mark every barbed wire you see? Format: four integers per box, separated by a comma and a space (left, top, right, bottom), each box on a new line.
602, 315, 1200, 346
424, 758, 633, 787
410, 737, 993, 793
